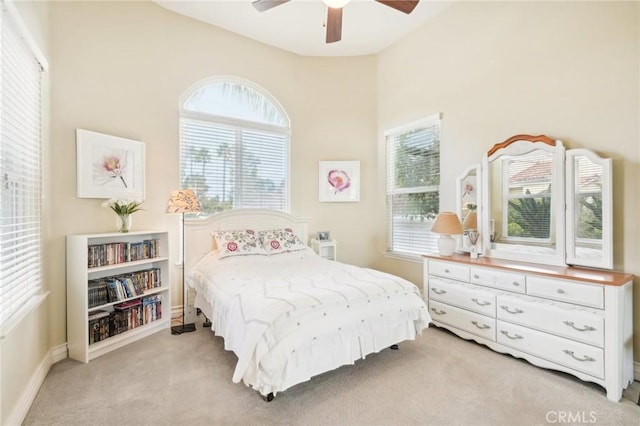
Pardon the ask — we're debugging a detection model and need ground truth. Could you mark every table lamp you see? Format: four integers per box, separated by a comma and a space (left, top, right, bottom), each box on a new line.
431, 211, 463, 256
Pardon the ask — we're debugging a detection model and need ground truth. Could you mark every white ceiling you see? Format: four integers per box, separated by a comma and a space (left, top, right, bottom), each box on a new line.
154, 0, 454, 57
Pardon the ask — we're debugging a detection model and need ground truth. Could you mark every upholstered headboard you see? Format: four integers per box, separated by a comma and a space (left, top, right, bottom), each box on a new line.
184, 208, 309, 271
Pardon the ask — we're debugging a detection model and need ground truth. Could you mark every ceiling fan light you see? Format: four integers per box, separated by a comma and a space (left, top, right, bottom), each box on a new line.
323, 0, 351, 8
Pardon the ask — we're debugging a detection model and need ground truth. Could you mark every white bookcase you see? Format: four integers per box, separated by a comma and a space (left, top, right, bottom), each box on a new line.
66, 230, 170, 363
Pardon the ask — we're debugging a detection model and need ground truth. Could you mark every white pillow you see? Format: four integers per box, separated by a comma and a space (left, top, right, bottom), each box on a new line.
212, 229, 268, 259
258, 228, 307, 255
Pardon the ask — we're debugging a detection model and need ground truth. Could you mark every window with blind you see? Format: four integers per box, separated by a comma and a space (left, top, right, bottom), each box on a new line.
385, 114, 441, 255
0, 5, 45, 329
179, 80, 290, 215
502, 150, 553, 242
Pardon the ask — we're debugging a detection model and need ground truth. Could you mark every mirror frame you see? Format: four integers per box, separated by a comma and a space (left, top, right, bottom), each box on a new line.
481, 135, 566, 266
565, 149, 613, 269
456, 164, 482, 255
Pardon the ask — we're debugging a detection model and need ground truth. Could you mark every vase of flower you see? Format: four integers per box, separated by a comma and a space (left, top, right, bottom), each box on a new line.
103, 198, 144, 233
117, 214, 132, 233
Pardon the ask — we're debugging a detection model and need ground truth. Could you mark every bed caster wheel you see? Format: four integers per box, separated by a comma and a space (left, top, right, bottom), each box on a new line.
262, 392, 275, 402
390, 344, 399, 350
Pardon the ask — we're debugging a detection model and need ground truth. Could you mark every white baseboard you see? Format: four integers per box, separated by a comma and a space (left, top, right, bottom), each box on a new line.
6, 343, 67, 426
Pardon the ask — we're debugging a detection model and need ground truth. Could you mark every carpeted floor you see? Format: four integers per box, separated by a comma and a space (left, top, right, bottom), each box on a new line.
23, 321, 640, 425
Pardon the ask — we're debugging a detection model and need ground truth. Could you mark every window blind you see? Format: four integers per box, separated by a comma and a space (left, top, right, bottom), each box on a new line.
386, 115, 441, 255
180, 117, 289, 214
0, 6, 44, 326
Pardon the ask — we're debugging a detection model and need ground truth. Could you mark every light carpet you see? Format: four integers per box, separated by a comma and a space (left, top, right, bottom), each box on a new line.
23, 322, 640, 425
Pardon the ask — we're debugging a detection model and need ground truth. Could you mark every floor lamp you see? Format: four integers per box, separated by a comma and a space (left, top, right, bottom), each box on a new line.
165, 189, 202, 335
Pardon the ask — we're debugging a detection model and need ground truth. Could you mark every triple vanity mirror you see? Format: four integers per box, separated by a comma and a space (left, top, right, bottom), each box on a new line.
456, 134, 613, 270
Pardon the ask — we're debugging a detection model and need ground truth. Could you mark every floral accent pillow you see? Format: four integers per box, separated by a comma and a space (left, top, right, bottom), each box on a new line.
212, 229, 268, 259
258, 228, 307, 255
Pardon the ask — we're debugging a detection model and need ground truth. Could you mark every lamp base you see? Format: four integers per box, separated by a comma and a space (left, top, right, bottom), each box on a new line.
437, 234, 456, 256
171, 323, 196, 335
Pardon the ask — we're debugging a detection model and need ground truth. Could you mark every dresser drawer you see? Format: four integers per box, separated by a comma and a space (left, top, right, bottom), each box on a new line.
527, 276, 604, 309
496, 294, 604, 348
429, 300, 496, 341
497, 321, 604, 379
429, 276, 498, 317
428, 260, 469, 282
470, 266, 526, 294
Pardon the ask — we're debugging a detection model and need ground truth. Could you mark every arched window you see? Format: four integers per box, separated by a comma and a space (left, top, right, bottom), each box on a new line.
179, 78, 290, 215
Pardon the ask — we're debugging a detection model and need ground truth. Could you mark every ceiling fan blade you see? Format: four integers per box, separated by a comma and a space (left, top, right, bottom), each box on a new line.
375, 0, 419, 14
326, 7, 343, 44
252, 0, 291, 12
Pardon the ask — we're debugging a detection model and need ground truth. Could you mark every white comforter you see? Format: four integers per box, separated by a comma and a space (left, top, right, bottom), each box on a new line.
187, 249, 431, 395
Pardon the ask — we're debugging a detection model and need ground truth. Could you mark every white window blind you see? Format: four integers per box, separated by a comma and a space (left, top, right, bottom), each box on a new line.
180, 80, 290, 215
503, 150, 553, 242
572, 156, 603, 243
0, 5, 44, 327
386, 115, 441, 255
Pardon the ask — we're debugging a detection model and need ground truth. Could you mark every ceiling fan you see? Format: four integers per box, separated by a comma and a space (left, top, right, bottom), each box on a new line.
251, 0, 420, 44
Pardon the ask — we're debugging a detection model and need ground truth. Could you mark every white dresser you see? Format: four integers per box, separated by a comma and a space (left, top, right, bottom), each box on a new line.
423, 253, 634, 402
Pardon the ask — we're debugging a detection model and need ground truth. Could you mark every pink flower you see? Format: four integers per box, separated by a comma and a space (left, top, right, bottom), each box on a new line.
99, 155, 128, 188
327, 169, 351, 194
270, 240, 280, 249
227, 242, 238, 252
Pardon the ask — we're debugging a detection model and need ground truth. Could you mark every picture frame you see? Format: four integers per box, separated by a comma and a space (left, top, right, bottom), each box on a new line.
317, 231, 330, 241
318, 160, 360, 202
76, 129, 145, 199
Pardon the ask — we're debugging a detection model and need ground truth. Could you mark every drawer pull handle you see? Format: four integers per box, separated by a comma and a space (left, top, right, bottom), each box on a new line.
500, 330, 523, 340
501, 305, 524, 314
557, 288, 566, 294
471, 321, 490, 330
563, 350, 596, 362
430, 308, 447, 315
432, 288, 447, 295
444, 269, 450, 273
471, 298, 491, 306
473, 274, 479, 279
512, 281, 520, 287
563, 321, 596, 332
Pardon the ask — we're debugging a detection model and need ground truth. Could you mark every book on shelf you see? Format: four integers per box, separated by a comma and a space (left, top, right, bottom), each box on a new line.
88, 310, 110, 345
87, 268, 162, 308
88, 297, 164, 344
87, 239, 160, 268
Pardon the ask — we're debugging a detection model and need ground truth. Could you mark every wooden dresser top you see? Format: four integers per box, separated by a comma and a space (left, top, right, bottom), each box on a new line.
422, 252, 634, 286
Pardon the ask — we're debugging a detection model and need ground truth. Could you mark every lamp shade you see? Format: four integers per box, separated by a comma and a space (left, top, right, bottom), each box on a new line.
431, 212, 463, 235
165, 189, 202, 214
463, 211, 478, 230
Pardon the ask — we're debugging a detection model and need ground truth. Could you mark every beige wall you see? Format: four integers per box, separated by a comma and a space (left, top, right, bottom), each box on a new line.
47, 1, 378, 350
3, 0, 639, 422
377, 1, 640, 351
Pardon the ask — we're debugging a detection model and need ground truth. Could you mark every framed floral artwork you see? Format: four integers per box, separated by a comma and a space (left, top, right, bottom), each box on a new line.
318, 160, 360, 202
76, 129, 145, 199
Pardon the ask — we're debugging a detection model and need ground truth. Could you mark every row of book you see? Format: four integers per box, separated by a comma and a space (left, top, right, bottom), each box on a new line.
88, 268, 162, 308
89, 295, 162, 345
88, 239, 160, 268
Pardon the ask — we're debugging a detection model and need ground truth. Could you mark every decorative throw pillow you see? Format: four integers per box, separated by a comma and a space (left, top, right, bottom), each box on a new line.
212, 229, 268, 259
258, 228, 307, 255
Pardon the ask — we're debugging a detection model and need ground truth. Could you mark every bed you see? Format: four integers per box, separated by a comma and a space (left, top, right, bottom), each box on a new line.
184, 209, 431, 400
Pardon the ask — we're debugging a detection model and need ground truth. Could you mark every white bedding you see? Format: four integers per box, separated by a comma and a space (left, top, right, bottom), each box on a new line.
187, 248, 431, 396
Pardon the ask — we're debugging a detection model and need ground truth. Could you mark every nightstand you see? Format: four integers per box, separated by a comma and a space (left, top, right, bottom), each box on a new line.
311, 239, 337, 261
